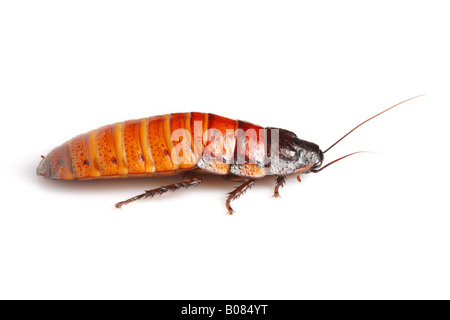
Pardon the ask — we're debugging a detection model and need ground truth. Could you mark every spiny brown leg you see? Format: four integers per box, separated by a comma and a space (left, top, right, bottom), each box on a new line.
115, 174, 203, 209
273, 176, 286, 198
225, 179, 256, 215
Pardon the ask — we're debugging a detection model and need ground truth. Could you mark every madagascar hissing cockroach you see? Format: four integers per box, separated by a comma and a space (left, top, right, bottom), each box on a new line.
37, 95, 423, 214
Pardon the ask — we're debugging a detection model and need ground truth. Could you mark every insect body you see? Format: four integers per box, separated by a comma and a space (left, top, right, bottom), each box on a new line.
37, 96, 422, 214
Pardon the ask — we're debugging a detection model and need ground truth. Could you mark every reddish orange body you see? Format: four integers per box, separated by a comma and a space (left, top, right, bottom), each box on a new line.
37, 112, 265, 180
37, 96, 421, 212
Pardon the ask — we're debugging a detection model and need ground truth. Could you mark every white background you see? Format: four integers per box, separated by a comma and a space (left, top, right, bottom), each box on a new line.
1, 1, 449, 300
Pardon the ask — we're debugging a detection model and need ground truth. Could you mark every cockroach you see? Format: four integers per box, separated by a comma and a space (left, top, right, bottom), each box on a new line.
37, 95, 423, 214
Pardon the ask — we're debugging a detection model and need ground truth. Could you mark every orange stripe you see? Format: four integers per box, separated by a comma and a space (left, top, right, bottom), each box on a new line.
70, 133, 90, 179
170, 113, 196, 169
139, 117, 155, 173
86, 129, 101, 177
97, 125, 119, 176
163, 114, 180, 170
123, 119, 145, 174
112, 122, 128, 175
183, 112, 196, 166
190, 112, 205, 163
203, 113, 209, 146
184, 112, 191, 137
148, 115, 174, 172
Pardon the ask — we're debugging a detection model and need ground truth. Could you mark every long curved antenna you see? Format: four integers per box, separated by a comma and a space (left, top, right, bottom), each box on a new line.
323, 94, 424, 154
312, 151, 372, 173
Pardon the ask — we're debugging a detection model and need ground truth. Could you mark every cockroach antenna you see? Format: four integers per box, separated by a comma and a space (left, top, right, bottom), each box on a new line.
313, 94, 424, 173
311, 151, 373, 173
323, 94, 425, 154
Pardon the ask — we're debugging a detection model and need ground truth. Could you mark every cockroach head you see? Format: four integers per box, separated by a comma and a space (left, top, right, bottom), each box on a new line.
266, 128, 323, 176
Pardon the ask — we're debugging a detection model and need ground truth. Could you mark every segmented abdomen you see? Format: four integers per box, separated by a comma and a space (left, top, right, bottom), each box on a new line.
38, 113, 264, 180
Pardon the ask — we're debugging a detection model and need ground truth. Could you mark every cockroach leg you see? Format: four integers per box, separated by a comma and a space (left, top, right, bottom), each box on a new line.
297, 174, 301, 182
273, 176, 286, 198
115, 174, 203, 208
225, 179, 256, 215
